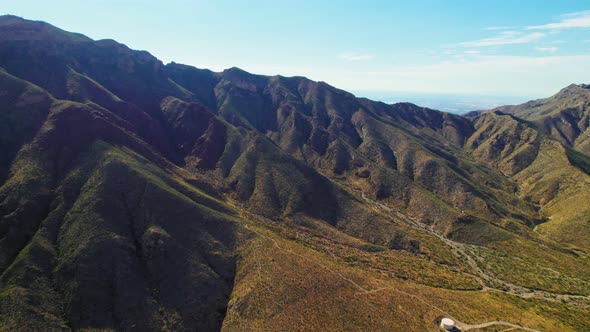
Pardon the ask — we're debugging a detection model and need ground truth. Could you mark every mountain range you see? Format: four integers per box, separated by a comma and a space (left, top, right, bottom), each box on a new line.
0, 15, 589, 331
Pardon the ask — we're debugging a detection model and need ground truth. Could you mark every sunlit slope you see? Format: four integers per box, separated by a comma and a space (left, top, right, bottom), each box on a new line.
0, 15, 589, 331
493, 84, 590, 155
467, 111, 590, 250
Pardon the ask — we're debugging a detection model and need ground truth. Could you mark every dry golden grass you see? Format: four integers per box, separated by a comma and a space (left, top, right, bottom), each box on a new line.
222, 215, 587, 332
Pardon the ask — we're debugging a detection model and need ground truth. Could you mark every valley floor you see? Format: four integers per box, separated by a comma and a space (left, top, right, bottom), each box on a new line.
221, 196, 590, 332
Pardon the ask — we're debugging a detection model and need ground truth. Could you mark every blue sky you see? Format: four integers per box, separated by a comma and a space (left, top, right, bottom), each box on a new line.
3, 0, 590, 100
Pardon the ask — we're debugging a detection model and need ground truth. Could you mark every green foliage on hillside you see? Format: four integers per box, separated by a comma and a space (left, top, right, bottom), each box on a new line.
566, 146, 590, 175
493, 84, 590, 155
0, 15, 589, 331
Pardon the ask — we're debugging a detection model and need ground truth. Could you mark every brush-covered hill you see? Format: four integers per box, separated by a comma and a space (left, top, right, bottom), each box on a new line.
466, 110, 590, 250
491, 84, 590, 155
0, 15, 589, 331
471, 85, 590, 252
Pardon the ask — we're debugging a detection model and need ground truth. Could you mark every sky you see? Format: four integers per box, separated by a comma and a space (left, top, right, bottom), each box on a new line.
3, 0, 590, 106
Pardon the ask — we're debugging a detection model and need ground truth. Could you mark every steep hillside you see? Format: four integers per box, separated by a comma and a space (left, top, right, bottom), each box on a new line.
465, 111, 590, 247
0, 15, 589, 331
0, 14, 541, 239
492, 84, 590, 155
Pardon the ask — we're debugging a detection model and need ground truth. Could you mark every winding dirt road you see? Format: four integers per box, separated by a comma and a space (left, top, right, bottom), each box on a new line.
236, 198, 584, 331
240, 212, 541, 332
455, 320, 540, 331
361, 193, 590, 306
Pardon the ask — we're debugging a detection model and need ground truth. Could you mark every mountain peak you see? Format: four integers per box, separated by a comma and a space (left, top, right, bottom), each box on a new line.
223, 66, 251, 75
0, 16, 589, 332
0, 14, 91, 42
553, 83, 590, 100
0, 14, 24, 23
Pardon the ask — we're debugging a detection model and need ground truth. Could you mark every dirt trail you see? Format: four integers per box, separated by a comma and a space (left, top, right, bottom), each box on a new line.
242, 222, 369, 293
457, 320, 541, 331
360, 193, 590, 305
357, 286, 542, 331
239, 208, 543, 332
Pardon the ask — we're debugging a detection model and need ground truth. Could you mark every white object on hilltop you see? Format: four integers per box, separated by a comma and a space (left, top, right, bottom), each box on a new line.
440, 318, 455, 330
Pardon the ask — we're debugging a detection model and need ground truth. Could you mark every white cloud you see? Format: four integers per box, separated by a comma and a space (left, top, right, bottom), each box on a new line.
535, 47, 558, 52
485, 26, 514, 31
456, 31, 545, 47
329, 54, 590, 96
464, 50, 480, 54
528, 10, 590, 30
338, 52, 374, 61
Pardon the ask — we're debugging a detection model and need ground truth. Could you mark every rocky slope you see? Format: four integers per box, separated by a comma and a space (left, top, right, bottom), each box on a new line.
0, 15, 589, 331
492, 84, 590, 155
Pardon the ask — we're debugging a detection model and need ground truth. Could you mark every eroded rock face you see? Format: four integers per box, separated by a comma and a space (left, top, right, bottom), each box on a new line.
1, 15, 590, 331
491, 83, 590, 155
142, 226, 170, 259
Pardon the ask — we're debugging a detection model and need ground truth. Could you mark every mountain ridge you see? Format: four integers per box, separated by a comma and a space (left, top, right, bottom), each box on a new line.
0, 15, 589, 331
469, 83, 590, 155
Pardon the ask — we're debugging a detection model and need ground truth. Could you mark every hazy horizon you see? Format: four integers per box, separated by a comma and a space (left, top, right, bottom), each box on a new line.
351, 90, 536, 114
